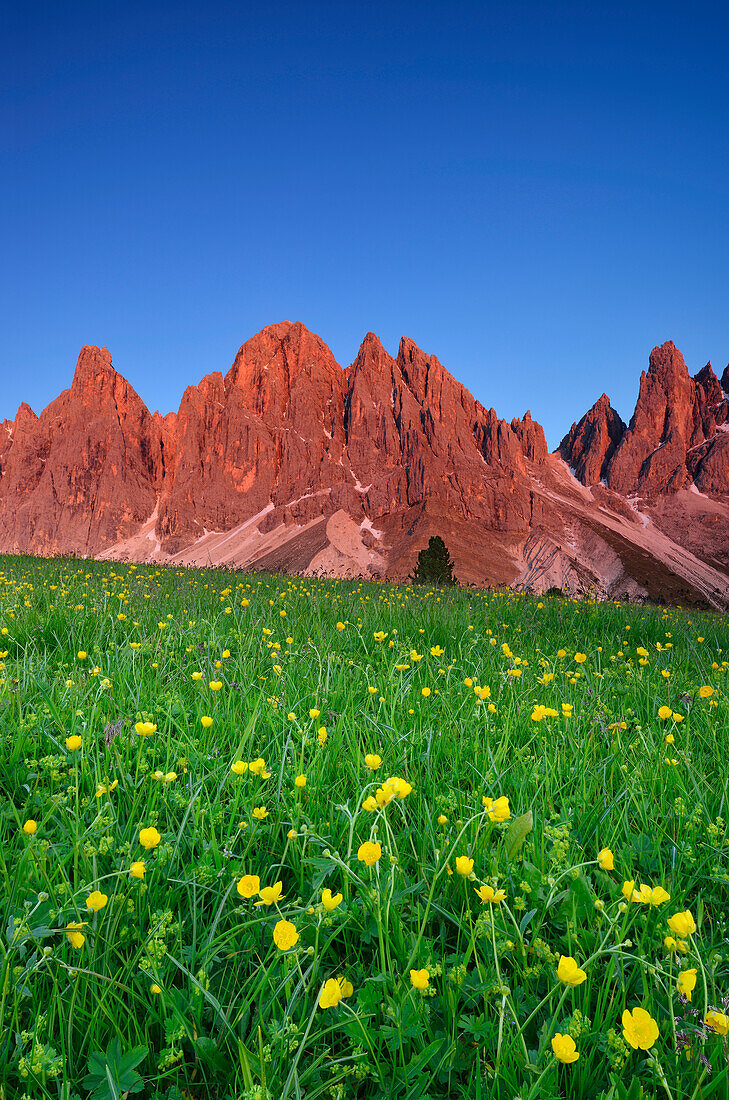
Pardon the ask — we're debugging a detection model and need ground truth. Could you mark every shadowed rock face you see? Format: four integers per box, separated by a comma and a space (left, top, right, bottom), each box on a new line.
1, 325, 728, 608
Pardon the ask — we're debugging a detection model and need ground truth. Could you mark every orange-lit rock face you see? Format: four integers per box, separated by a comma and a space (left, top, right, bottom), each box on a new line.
1, 325, 727, 608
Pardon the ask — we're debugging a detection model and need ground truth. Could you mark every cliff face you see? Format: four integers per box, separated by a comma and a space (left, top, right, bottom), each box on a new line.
1, 326, 728, 608
560, 341, 729, 497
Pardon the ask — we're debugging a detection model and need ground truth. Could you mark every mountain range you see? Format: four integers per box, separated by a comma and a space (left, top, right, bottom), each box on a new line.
1, 322, 728, 608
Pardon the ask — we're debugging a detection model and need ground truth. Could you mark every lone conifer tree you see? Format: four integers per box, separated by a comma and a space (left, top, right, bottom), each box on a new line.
412, 536, 456, 585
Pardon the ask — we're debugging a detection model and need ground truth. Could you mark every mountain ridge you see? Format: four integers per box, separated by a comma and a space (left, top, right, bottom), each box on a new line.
1, 322, 727, 608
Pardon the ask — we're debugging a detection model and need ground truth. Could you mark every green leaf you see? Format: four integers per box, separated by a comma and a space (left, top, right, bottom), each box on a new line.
83, 1039, 148, 1100
504, 810, 533, 860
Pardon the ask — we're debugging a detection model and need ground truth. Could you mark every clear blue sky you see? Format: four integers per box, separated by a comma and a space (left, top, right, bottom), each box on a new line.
2, 1, 728, 445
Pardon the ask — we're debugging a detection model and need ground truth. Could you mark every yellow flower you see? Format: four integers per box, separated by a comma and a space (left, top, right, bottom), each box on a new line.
135, 721, 157, 737
336, 621, 346, 631
86, 890, 108, 913
664, 936, 677, 951
665, 732, 675, 744
421, 687, 431, 698
364, 753, 382, 770
455, 856, 474, 877
705, 1010, 729, 1036
309, 708, 321, 719
362, 796, 378, 812
294, 774, 307, 788
256, 881, 285, 906
231, 760, 248, 775
236, 874, 260, 898
622, 1007, 659, 1050
287, 828, 297, 840
139, 826, 161, 850
209, 681, 223, 691
253, 806, 269, 820
551, 1033, 579, 1063
598, 848, 614, 871
318, 727, 327, 745
65, 921, 86, 949
65, 735, 82, 751
191, 671, 203, 681
557, 955, 587, 986
273, 919, 299, 951
677, 968, 697, 1000
77, 651, 87, 660
248, 758, 267, 776
150, 983, 162, 994
482, 795, 511, 822
322, 888, 343, 911
437, 814, 448, 825
22, 820, 37, 835
698, 686, 714, 698
668, 910, 696, 937
318, 977, 352, 1008
574, 653, 587, 663
130, 861, 146, 879
475, 883, 506, 904
658, 705, 673, 720
357, 841, 382, 866
410, 968, 430, 990
200, 716, 213, 728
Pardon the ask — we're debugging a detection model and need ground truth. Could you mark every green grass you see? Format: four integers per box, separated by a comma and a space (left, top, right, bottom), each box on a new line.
1, 554, 728, 1100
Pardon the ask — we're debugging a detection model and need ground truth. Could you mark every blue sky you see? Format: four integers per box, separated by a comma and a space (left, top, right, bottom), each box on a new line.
2, 1, 728, 445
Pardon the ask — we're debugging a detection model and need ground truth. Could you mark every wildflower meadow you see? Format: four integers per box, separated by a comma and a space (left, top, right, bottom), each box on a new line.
1, 555, 728, 1100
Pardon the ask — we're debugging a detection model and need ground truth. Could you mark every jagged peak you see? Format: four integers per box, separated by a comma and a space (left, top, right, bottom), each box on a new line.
15, 401, 38, 425
71, 344, 115, 388
647, 340, 689, 382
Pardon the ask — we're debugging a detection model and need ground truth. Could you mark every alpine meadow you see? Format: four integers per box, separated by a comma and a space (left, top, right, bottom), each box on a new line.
1, 555, 728, 1100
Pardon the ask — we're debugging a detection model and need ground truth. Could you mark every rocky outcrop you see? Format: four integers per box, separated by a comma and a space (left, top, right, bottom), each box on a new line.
1, 326, 727, 607
558, 394, 625, 485
589, 341, 729, 497
0, 347, 165, 555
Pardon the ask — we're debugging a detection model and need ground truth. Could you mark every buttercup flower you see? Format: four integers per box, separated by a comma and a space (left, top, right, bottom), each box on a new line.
622, 1007, 659, 1050
322, 888, 343, 911
455, 856, 474, 876
22, 820, 37, 835
475, 883, 506, 904
130, 861, 146, 879
294, 774, 307, 788
86, 890, 108, 913
557, 955, 587, 986
357, 841, 382, 866
482, 795, 511, 822
676, 968, 697, 1000
256, 881, 285, 906
410, 968, 429, 990
319, 978, 344, 1009
364, 753, 382, 770
65, 922, 86, 948
135, 721, 157, 737
668, 910, 696, 937
236, 874, 261, 898
551, 1033, 579, 1063
598, 848, 614, 870
231, 760, 248, 775
273, 919, 299, 951
65, 735, 82, 751
139, 826, 161, 850
705, 1010, 729, 1036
